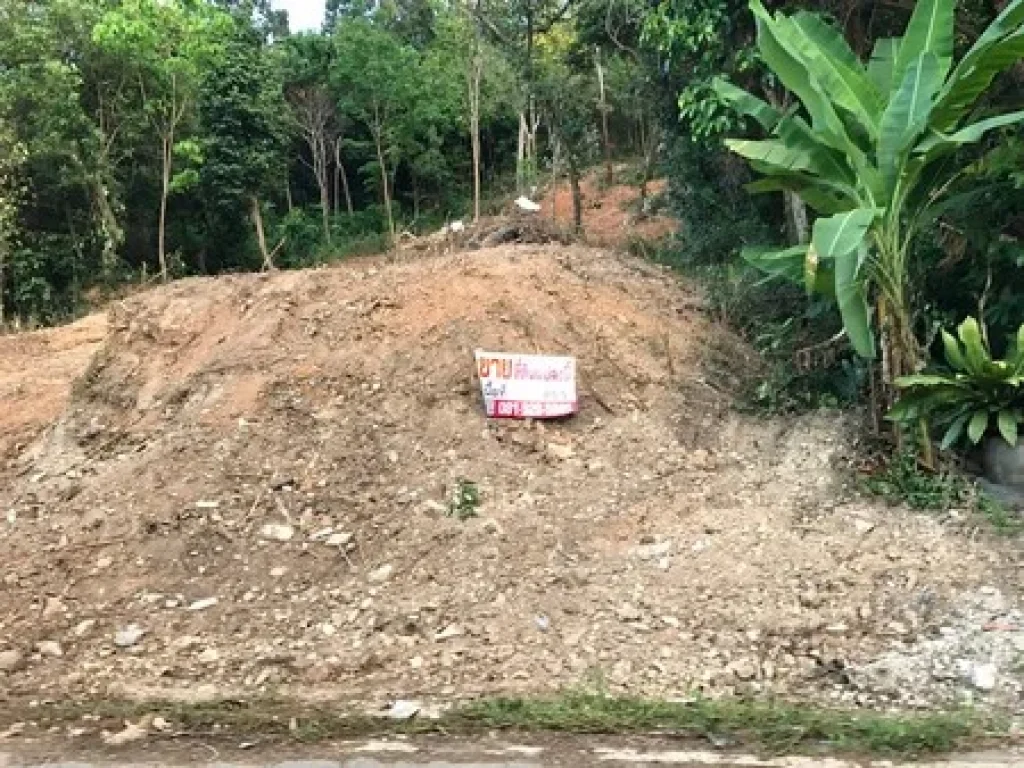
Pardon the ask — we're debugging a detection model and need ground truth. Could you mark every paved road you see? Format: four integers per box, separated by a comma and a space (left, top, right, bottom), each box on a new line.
2, 739, 1023, 768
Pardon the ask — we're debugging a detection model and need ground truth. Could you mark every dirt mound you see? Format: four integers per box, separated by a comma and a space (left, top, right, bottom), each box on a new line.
0, 244, 1020, 714
0, 314, 106, 462
542, 173, 676, 246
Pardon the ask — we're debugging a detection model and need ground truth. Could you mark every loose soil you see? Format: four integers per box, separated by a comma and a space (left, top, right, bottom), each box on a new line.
0, 244, 1022, 718
541, 172, 676, 246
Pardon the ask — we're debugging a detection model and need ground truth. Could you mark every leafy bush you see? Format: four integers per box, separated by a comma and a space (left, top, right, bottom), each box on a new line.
889, 318, 1024, 449
716, 0, 1024, 395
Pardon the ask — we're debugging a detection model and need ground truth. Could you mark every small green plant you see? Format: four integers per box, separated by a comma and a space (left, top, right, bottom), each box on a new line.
447, 479, 480, 521
889, 318, 1024, 450
863, 449, 970, 510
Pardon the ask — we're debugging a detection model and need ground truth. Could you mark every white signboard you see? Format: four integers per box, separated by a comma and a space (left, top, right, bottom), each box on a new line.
475, 350, 578, 419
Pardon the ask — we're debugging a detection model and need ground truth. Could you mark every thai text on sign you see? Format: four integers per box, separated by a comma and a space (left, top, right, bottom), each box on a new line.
475, 350, 578, 419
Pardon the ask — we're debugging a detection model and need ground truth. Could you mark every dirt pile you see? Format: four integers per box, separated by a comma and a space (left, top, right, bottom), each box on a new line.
0, 243, 1020, 714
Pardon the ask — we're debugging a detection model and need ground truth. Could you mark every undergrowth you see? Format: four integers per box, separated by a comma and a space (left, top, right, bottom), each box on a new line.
862, 449, 1023, 535
13, 692, 998, 757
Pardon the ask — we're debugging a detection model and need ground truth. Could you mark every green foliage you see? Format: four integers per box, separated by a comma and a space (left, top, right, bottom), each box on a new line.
718, 0, 1024, 379
889, 317, 1024, 449
862, 449, 971, 510
447, 478, 480, 521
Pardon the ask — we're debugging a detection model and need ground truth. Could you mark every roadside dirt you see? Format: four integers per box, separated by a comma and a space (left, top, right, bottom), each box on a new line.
0, 243, 1021, 717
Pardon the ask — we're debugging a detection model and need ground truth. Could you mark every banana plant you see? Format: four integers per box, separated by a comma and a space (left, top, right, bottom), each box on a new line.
715, 0, 1024, 395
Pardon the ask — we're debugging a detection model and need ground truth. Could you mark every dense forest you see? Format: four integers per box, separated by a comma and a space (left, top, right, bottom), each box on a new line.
0, 0, 1021, 367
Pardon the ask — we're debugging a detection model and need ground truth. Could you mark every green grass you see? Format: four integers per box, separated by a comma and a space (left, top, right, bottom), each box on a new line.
4, 692, 1001, 758
454, 694, 990, 756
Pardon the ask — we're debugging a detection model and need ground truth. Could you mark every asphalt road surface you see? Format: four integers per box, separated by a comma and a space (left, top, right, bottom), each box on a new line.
2, 737, 1022, 768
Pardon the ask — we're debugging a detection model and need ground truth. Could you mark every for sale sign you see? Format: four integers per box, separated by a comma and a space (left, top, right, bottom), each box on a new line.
475, 350, 578, 419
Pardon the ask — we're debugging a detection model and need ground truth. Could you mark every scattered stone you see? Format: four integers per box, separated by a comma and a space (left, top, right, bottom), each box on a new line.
634, 540, 672, 560
151, 717, 172, 733
195, 500, 220, 509
102, 718, 150, 746
0, 650, 24, 672
42, 596, 66, 619
96, 556, 113, 570
269, 566, 288, 578
198, 648, 220, 665
546, 442, 575, 461
435, 624, 463, 641
260, 523, 294, 542
36, 640, 63, 658
730, 658, 758, 681
187, 597, 219, 611
325, 532, 353, 547
535, 615, 550, 632
114, 624, 146, 649
368, 564, 394, 583
384, 700, 421, 720
971, 662, 997, 691
73, 619, 96, 637
616, 604, 642, 622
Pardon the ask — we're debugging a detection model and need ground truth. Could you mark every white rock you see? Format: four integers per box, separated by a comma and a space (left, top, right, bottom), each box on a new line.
42, 596, 66, 619
260, 523, 294, 542
635, 540, 672, 560
197, 648, 220, 665
73, 619, 96, 637
434, 624, 463, 641
449, 220, 466, 233
187, 597, 218, 611
385, 700, 421, 720
514, 196, 542, 212
971, 662, 997, 691
114, 624, 145, 649
325, 532, 353, 547
195, 500, 220, 509
102, 719, 148, 746
269, 566, 288, 578
0, 649, 24, 672
36, 640, 63, 657
368, 564, 394, 583
96, 556, 113, 569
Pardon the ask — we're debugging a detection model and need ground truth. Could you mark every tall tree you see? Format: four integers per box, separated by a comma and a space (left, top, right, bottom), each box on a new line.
332, 19, 419, 236
199, 12, 289, 271
281, 33, 338, 244
94, 0, 229, 280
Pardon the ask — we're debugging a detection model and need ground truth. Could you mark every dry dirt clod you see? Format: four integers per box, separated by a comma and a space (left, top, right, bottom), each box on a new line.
0, 649, 25, 672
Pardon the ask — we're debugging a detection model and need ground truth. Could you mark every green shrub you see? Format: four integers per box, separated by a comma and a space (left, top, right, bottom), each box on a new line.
889, 317, 1024, 450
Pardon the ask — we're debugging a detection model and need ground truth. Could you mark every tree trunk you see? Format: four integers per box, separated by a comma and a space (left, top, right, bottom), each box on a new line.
285, 179, 294, 213
252, 195, 274, 270
318, 156, 331, 247
569, 165, 582, 234
91, 177, 124, 280
334, 137, 353, 215
639, 120, 659, 209
158, 133, 172, 281
595, 46, 613, 187
785, 191, 809, 244
373, 125, 394, 237
468, 48, 483, 223
549, 139, 561, 222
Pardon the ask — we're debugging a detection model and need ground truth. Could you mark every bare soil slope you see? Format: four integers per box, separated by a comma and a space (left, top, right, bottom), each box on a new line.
0, 244, 1020, 714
